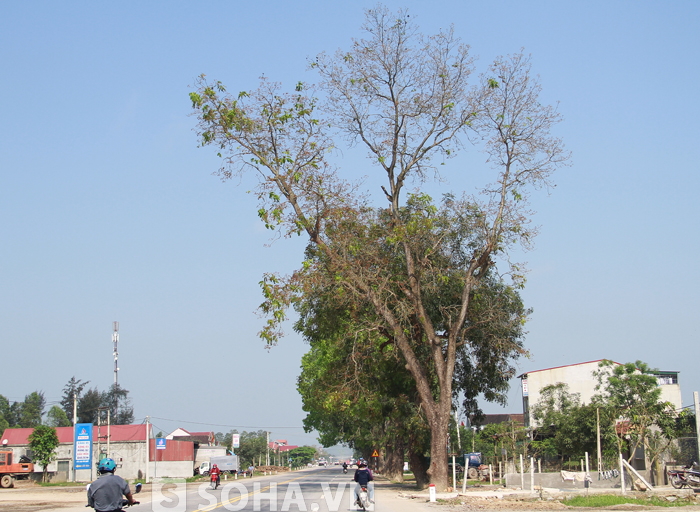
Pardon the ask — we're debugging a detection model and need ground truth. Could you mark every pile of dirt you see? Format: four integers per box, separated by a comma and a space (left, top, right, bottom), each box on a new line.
429, 496, 570, 510
255, 465, 290, 473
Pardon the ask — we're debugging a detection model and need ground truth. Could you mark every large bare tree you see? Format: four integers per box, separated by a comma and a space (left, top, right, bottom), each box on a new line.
189, 6, 569, 488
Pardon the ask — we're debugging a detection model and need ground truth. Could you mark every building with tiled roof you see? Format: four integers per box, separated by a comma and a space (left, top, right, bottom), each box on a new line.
1, 424, 193, 482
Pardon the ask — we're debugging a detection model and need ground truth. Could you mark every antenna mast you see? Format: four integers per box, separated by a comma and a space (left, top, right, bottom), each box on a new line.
112, 321, 119, 387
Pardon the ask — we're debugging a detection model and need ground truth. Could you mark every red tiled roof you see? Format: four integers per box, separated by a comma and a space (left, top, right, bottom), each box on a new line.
268, 442, 298, 452
1, 424, 148, 446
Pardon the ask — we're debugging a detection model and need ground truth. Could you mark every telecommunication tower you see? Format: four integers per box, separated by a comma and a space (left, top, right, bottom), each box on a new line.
112, 321, 119, 386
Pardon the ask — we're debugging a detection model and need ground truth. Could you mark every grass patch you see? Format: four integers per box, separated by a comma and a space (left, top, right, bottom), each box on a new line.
565, 494, 695, 508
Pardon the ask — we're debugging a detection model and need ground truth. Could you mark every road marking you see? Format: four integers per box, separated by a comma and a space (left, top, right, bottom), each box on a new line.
197, 473, 310, 511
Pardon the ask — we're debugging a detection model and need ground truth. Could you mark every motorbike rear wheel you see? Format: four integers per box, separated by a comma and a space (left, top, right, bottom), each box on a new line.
670, 474, 685, 489
358, 488, 369, 511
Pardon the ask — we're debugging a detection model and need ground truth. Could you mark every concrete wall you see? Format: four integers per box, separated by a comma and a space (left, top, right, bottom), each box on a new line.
149, 461, 193, 479
659, 383, 683, 410
505, 471, 621, 490
195, 445, 226, 465
9, 440, 195, 482
523, 361, 602, 427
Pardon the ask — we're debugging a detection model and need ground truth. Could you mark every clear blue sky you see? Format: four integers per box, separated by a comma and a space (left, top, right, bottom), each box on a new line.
2, 1, 699, 447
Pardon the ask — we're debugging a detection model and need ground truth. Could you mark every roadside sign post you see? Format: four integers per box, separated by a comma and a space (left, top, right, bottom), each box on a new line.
232, 434, 240, 454
372, 449, 379, 474
155, 437, 166, 479
74, 423, 93, 480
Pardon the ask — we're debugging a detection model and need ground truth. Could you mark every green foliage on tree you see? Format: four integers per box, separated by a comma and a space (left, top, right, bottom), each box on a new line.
0, 395, 11, 436
1, 391, 47, 429
61, 377, 89, 424
530, 383, 608, 460
19, 391, 46, 428
297, 304, 428, 483
101, 384, 135, 425
76, 384, 134, 425
46, 405, 71, 427
28, 425, 59, 482
670, 410, 698, 466
296, 267, 527, 486
286, 446, 316, 465
189, 6, 568, 488
593, 360, 680, 477
226, 430, 268, 467
77, 388, 102, 424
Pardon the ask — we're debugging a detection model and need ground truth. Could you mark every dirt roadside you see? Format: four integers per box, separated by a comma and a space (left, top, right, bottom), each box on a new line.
0, 480, 88, 512
3, 477, 700, 512
373, 478, 700, 512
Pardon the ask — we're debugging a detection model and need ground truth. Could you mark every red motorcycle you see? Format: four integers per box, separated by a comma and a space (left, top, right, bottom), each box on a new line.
668, 462, 700, 489
210, 467, 221, 490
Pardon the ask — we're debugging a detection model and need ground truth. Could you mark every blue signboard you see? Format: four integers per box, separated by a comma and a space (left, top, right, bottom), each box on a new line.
156, 437, 167, 450
74, 423, 93, 470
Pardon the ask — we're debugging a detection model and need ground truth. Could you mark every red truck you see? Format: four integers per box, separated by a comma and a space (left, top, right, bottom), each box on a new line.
0, 450, 33, 488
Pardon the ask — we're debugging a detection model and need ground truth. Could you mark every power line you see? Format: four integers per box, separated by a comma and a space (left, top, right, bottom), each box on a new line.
148, 416, 308, 430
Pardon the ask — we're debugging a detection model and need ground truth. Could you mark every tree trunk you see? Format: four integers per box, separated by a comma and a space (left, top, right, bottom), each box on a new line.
426, 406, 451, 490
409, 447, 430, 489
383, 437, 405, 482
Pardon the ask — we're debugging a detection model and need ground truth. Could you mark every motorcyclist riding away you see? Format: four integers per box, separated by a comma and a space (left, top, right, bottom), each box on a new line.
353, 460, 374, 504
87, 458, 137, 512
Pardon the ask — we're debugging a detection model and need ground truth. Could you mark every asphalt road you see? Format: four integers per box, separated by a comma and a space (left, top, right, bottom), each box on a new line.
154, 466, 369, 512
21, 467, 399, 512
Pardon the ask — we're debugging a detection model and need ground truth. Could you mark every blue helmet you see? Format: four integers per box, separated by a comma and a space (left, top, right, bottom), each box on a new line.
98, 458, 116, 473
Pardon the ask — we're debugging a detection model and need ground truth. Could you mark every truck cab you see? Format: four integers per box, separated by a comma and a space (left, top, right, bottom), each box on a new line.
198, 461, 211, 475
0, 450, 33, 488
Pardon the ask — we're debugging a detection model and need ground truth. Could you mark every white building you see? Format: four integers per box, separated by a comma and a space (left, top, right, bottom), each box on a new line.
520, 359, 682, 428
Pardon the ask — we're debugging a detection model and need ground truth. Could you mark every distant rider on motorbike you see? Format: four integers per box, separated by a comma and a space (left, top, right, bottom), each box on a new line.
210, 464, 221, 487
353, 460, 374, 504
87, 458, 137, 512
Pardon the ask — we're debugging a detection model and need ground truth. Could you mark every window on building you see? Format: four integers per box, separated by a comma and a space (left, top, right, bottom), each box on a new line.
654, 374, 678, 385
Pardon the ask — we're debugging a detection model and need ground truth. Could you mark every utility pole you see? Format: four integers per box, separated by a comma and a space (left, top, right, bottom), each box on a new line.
107, 408, 111, 458
455, 412, 462, 452
596, 408, 602, 474
694, 392, 700, 466
145, 416, 150, 483
72, 393, 77, 482
96, 406, 111, 462
266, 432, 270, 466
97, 411, 101, 465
